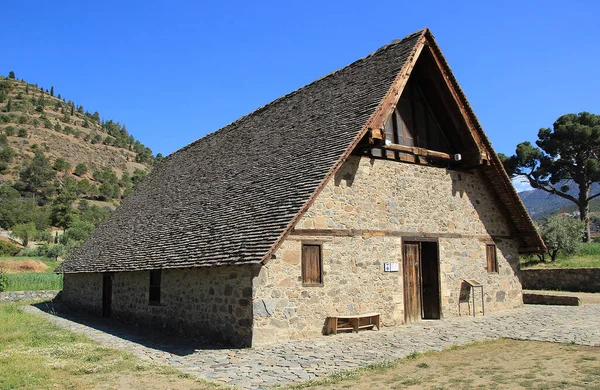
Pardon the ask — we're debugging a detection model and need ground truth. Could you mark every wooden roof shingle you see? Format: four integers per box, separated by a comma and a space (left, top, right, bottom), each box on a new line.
60, 29, 543, 274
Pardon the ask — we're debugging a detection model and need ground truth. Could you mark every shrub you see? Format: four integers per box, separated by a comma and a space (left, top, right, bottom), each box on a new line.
4, 125, 15, 136
18, 128, 27, 137
0, 268, 6, 292
53, 158, 70, 172
60, 220, 94, 245
74, 162, 87, 176
573, 242, 600, 257
0, 240, 21, 256
18, 115, 27, 125
537, 216, 585, 262
36, 230, 53, 243
11, 222, 38, 246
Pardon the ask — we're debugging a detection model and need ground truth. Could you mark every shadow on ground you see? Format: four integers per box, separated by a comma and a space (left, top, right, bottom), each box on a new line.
33, 301, 230, 356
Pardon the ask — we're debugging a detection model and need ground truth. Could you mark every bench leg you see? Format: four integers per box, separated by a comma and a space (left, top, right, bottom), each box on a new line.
351, 317, 359, 333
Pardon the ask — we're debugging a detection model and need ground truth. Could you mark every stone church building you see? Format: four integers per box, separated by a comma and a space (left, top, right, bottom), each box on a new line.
59, 29, 544, 347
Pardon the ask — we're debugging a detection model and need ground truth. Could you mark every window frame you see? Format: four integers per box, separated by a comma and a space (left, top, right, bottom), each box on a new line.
486, 244, 498, 274
301, 243, 324, 287
149, 269, 162, 305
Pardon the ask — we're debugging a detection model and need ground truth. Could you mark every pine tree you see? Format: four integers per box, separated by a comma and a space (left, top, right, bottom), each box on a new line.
6, 98, 11, 112
8, 71, 15, 79
25, 84, 29, 95
50, 86, 54, 97
51, 183, 77, 231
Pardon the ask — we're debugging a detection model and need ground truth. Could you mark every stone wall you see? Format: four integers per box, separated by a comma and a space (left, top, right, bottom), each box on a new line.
252, 156, 523, 345
0, 290, 61, 303
62, 272, 103, 316
521, 268, 600, 293
63, 265, 255, 347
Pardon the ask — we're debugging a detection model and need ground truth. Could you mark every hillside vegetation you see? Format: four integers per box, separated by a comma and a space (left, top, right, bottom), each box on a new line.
0, 71, 159, 261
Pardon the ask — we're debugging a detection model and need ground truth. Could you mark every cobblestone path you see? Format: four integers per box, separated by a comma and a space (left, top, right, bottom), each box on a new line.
23, 303, 600, 389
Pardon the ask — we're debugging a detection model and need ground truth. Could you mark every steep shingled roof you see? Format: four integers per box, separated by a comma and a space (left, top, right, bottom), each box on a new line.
60, 31, 424, 273
60, 29, 543, 274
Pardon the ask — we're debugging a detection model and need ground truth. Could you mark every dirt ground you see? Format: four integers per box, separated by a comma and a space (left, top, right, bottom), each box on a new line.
0, 258, 48, 273
302, 339, 600, 390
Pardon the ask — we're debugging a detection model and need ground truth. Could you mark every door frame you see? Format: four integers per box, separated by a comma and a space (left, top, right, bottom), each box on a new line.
401, 237, 442, 322
102, 273, 113, 318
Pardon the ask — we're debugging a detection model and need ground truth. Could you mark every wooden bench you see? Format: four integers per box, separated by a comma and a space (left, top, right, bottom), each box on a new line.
326, 313, 380, 335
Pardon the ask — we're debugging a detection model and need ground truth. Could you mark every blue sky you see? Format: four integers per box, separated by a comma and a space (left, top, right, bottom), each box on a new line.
3, 1, 598, 191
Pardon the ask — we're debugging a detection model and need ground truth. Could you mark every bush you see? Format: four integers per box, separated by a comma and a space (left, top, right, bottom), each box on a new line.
537, 216, 585, 262
0, 240, 21, 256
573, 242, 600, 257
36, 230, 53, 243
11, 222, 37, 246
60, 220, 94, 244
53, 158, 70, 172
74, 162, 87, 176
4, 126, 14, 136
0, 268, 6, 292
18, 128, 27, 137
18, 242, 63, 259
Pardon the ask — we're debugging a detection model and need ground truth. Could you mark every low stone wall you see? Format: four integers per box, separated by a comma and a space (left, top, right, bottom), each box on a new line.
0, 290, 61, 302
523, 293, 580, 306
520, 268, 600, 293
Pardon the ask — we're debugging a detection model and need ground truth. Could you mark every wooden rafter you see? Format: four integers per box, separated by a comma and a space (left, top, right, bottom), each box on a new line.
366, 36, 427, 137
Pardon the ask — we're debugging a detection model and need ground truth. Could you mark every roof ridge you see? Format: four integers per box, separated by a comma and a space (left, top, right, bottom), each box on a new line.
164, 29, 427, 161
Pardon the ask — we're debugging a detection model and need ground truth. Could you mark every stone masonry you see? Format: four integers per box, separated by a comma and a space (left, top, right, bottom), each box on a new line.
252, 156, 523, 345
63, 265, 254, 347
521, 268, 600, 293
64, 156, 525, 347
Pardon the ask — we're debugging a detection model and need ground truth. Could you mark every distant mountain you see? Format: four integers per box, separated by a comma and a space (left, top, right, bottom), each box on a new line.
519, 182, 600, 220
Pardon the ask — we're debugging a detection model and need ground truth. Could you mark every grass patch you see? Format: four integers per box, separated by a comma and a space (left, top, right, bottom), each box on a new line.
3, 273, 63, 291
521, 242, 600, 269
0, 256, 63, 291
0, 302, 220, 389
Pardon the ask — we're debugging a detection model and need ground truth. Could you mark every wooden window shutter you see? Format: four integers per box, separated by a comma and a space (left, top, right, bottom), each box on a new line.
486, 244, 498, 273
302, 244, 323, 286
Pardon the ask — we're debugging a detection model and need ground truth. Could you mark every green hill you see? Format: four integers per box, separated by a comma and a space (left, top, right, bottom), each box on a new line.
0, 71, 159, 256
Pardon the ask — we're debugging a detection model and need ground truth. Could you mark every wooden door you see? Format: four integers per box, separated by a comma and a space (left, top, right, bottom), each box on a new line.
102, 273, 112, 318
403, 243, 421, 323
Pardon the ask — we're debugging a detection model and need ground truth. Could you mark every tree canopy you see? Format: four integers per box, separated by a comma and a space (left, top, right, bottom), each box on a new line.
502, 112, 600, 241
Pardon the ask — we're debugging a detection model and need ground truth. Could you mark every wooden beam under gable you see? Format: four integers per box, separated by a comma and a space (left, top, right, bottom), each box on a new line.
367, 36, 427, 140
421, 33, 489, 162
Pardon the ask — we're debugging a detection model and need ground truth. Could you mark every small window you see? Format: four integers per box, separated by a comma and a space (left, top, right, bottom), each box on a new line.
149, 269, 161, 305
302, 244, 323, 286
486, 244, 498, 273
